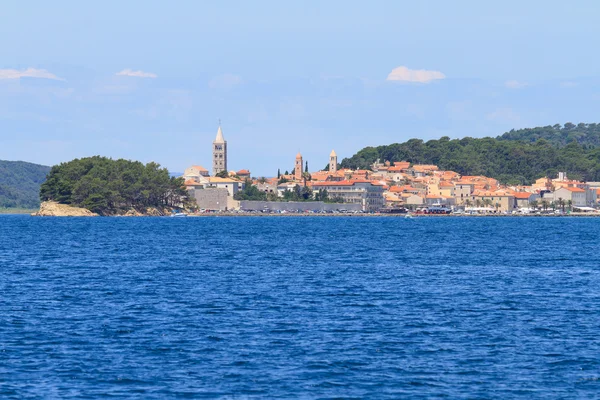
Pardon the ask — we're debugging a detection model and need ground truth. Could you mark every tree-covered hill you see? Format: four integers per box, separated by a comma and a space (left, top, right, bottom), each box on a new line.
40, 156, 189, 215
340, 123, 600, 184
0, 160, 51, 208
497, 122, 600, 147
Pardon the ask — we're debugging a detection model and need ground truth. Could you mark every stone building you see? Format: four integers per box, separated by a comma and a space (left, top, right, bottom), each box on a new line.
212, 125, 227, 176
311, 180, 385, 211
294, 152, 303, 181
329, 150, 337, 173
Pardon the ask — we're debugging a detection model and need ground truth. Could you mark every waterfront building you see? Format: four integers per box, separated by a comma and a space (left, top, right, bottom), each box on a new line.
311, 180, 385, 211
213, 125, 228, 176
551, 187, 589, 207
453, 182, 474, 205
513, 192, 539, 209
471, 190, 515, 212
206, 177, 240, 197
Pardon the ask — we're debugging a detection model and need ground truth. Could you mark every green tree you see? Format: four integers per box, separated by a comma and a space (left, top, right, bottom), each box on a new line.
39, 156, 189, 215
557, 197, 566, 212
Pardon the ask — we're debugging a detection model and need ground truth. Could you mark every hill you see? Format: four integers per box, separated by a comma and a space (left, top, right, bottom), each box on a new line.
40, 156, 189, 215
340, 123, 600, 185
0, 160, 51, 208
497, 122, 600, 147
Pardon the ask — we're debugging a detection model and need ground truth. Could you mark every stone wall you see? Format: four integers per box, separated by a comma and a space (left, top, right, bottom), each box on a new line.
189, 188, 232, 211
239, 201, 362, 212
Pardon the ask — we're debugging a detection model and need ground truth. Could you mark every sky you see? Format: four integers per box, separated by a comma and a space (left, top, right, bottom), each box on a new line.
1, 0, 600, 175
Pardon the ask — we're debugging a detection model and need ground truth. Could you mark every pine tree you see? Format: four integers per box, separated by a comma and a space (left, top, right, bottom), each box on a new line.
277, 168, 281, 178
305, 161, 308, 173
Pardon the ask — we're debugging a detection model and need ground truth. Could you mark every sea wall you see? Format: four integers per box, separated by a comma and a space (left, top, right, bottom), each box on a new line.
239, 201, 362, 212
189, 188, 238, 211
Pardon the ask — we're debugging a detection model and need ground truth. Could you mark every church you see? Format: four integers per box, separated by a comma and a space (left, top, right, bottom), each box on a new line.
212, 124, 227, 176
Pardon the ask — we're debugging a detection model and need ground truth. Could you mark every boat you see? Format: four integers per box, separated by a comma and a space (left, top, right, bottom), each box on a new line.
170, 211, 188, 217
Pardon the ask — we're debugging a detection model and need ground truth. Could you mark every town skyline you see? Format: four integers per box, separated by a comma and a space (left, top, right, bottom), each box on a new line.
2, 1, 600, 175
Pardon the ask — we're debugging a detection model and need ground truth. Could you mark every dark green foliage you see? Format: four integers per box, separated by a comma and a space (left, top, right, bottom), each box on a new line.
0, 160, 51, 208
215, 170, 229, 178
39, 156, 188, 215
234, 180, 268, 201
340, 124, 600, 184
497, 123, 600, 147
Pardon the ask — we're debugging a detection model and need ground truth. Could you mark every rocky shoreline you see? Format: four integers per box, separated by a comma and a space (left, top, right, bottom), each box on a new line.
32, 201, 170, 217
32, 202, 99, 217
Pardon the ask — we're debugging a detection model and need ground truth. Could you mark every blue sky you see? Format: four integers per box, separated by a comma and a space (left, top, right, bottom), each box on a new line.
1, 0, 599, 175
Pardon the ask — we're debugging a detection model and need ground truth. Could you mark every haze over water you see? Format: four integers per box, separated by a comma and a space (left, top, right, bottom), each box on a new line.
1, 215, 599, 398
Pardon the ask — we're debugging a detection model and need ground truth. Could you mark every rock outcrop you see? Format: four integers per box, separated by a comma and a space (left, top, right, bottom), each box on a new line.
32, 201, 99, 217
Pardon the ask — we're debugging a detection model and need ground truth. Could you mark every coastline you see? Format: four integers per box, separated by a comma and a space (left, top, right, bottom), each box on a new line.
184, 212, 600, 218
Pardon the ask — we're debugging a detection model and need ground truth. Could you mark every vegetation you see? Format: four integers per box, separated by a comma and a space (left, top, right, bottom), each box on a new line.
497, 122, 600, 147
340, 123, 600, 184
39, 156, 189, 215
234, 180, 270, 201
0, 160, 51, 208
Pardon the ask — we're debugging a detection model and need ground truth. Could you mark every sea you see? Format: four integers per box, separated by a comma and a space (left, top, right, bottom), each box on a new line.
1, 215, 599, 399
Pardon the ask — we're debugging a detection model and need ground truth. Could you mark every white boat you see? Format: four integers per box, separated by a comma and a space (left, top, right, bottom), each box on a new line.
170, 212, 188, 217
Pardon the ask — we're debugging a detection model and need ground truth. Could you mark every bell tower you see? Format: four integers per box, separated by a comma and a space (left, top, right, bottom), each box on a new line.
329, 150, 337, 173
212, 124, 227, 176
294, 152, 303, 181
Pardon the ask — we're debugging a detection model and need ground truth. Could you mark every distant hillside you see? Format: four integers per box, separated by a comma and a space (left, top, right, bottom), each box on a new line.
497, 122, 600, 148
0, 160, 51, 208
340, 123, 600, 185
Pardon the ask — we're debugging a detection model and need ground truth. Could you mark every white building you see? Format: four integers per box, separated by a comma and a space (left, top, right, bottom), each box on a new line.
311, 180, 385, 211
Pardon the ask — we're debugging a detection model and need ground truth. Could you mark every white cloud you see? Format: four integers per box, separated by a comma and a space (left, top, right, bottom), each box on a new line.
116, 69, 158, 78
386, 66, 445, 83
505, 80, 528, 89
208, 74, 242, 89
0, 68, 64, 80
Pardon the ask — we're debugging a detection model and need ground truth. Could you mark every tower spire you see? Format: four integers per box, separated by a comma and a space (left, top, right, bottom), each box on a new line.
212, 122, 227, 175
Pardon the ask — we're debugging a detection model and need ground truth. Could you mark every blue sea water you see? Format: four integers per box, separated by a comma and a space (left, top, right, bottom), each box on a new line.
1, 215, 599, 399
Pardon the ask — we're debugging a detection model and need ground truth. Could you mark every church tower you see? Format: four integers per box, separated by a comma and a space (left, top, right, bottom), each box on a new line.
329, 150, 337, 173
294, 152, 303, 181
212, 124, 227, 176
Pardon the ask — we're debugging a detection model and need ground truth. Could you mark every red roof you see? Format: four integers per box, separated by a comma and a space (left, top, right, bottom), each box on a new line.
513, 192, 533, 199
563, 187, 586, 193
312, 180, 382, 187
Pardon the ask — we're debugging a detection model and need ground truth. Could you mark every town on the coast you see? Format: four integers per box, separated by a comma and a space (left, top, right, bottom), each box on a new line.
181, 125, 600, 214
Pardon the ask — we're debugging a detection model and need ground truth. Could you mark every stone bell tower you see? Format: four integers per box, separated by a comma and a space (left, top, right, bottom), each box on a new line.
294, 152, 303, 181
329, 149, 337, 173
212, 124, 227, 176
